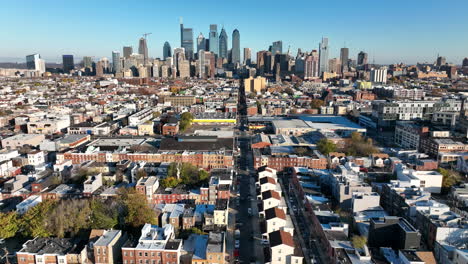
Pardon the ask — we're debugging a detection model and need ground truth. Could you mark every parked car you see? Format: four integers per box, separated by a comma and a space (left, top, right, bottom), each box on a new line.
248, 208, 253, 217
235, 240, 240, 249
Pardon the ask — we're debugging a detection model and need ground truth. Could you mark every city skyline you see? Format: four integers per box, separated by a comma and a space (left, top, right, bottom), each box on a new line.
1, 0, 467, 64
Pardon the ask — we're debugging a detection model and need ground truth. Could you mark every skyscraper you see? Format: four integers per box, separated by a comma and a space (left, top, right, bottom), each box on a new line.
197, 33, 206, 53
319, 37, 329, 74
436, 56, 446, 67
180, 20, 194, 60
244, 48, 252, 65
304, 50, 319, 79
231, 29, 240, 64
62, 55, 74, 73
463, 58, 468, 67
357, 51, 368, 66
163, 42, 172, 60
340, 47, 349, 73
83, 56, 93, 69
26, 54, 45, 73
112, 51, 121, 73
138, 38, 148, 64
219, 28, 228, 59
271, 41, 283, 55
209, 24, 219, 55
123, 46, 133, 59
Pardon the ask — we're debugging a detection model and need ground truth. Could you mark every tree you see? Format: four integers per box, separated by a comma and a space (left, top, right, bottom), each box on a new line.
345, 132, 379, 156
284, 88, 294, 96
178, 227, 207, 239
310, 99, 325, 109
161, 176, 181, 188
351, 235, 367, 249
135, 169, 147, 181
0, 212, 19, 239
179, 112, 194, 132
20, 200, 56, 238
47, 199, 92, 238
256, 101, 262, 114
317, 138, 337, 155
437, 168, 462, 189
294, 147, 309, 156
119, 188, 157, 228
152, 111, 161, 118
90, 200, 118, 229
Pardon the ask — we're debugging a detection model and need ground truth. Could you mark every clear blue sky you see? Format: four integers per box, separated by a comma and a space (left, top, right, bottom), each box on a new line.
1, 0, 467, 64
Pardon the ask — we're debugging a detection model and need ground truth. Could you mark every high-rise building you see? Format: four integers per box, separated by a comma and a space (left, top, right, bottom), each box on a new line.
83, 56, 93, 70
328, 58, 341, 74
219, 28, 228, 59
123, 46, 133, 59
436, 56, 446, 67
163, 42, 172, 60
62, 55, 74, 73
463, 58, 468, 67
197, 33, 206, 55
173, 48, 186, 74
138, 38, 148, 64
180, 21, 194, 60
304, 50, 319, 79
357, 51, 368, 66
209, 24, 219, 55
271, 41, 282, 55
370, 68, 387, 84
95, 60, 104, 77
244, 48, 251, 65
112, 51, 121, 74
26, 54, 45, 74
319, 37, 329, 75
231, 29, 240, 64
340, 47, 349, 73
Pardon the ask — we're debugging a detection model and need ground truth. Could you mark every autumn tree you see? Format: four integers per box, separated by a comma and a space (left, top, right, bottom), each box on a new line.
345, 132, 379, 156
317, 138, 337, 155
310, 99, 325, 109
119, 188, 157, 229
351, 235, 367, 249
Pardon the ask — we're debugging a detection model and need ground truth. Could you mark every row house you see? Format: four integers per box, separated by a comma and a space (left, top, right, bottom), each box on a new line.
122, 224, 182, 264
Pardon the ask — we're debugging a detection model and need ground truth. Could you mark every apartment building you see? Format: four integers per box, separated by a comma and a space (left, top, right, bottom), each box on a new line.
129, 108, 153, 127
94, 230, 126, 264
17, 238, 86, 264
122, 224, 182, 264
368, 217, 421, 250
27, 115, 70, 134
2, 134, 45, 149
163, 96, 196, 106
394, 121, 429, 149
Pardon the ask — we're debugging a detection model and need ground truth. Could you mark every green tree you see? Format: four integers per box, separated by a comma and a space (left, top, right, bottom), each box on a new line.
20, 200, 56, 238
119, 188, 157, 228
351, 235, 367, 249
0, 211, 19, 239
178, 227, 207, 239
310, 99, 325, 109
317, 138, 337, 155
90, 200, 118, 229
437, 168, 462, 189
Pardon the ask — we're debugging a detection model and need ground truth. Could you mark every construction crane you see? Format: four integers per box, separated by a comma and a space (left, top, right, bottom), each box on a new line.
142, 32, 152, 39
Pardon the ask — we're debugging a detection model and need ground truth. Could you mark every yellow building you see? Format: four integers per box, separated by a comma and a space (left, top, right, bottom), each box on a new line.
245, 76, 266, 93
356, 81, 372, 90
137, 122, 154, 136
